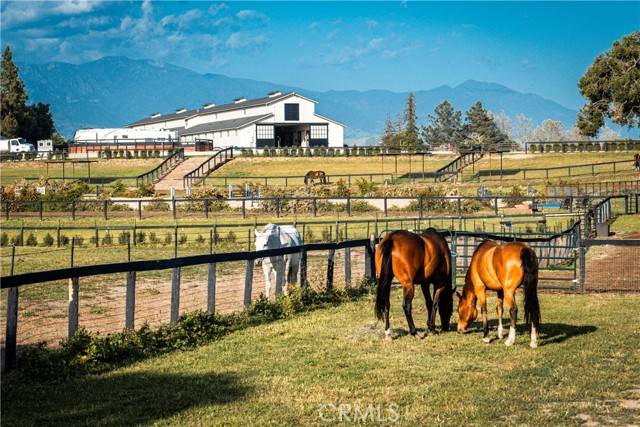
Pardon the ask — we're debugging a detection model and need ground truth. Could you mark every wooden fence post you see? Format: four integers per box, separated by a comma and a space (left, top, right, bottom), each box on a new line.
244, 259, 254, 307
68, 238, 79, 337
326, 248, 335, 289
170, 267, 181, 325
299, 247, 307, 288
125, 271, 136, 329
4, 245, 18, 370
344, 247, 352, 287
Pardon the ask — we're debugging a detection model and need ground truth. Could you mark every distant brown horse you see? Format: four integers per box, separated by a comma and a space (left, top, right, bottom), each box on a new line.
634, 153, 640, 172
457, 240, 541, 348
304, 170, 327, 185
375, 229, 454, 340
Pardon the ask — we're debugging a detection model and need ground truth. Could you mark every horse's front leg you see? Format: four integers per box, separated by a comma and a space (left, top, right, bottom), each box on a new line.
262, 263, 273, 300
274, 257, 285, 296
402, 285, 418, 337
420, 283, 433, 337
429, 286, 445, 334
477, 290, 491, 343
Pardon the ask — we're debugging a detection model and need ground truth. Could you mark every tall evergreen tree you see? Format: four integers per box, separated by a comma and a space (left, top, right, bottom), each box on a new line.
401, 93, 421, 146
380, 114, 396, 146
0, 46, 56, 141
463, 101, 508, 146
421, 100, 463, 148
1, 46, 28, 137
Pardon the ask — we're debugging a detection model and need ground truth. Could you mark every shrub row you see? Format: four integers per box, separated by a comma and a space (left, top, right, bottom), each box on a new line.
10, 280, 375, 382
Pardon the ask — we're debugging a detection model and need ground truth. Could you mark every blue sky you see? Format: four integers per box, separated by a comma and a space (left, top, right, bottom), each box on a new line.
1, 1, 637, 109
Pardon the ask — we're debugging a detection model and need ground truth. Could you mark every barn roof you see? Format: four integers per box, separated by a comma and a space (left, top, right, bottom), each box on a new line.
177, 114, 273, 136
127, 92, 314, 128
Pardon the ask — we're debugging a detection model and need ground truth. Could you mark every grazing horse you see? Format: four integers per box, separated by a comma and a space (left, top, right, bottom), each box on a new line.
254, 224, 302, 298
304, 170, 327, 185
375, 229, 454, 341
457, 240, 541, 348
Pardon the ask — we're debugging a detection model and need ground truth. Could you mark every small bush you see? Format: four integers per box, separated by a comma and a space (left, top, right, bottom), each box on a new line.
26, 233, 38, 246
89, 235, 98, 246
102, 233, 113, 246
149, 232, 160, 245
179, 234, 188, 245
0, 232, 8, 247
43, 233, 54, 247
59, 234, 69, 246
111, 180, 127, 197
164, 233, 173, 245
136, 231, 146, 245
74, 236, 84, 247
224, 231, 236, 243
118, 232, 131, 245
195, 234, 206, 245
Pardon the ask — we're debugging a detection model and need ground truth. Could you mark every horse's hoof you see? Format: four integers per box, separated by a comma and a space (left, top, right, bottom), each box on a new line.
530, 341, 538, 349
384, 335, 393, 343
481, 337, 492, 344
429, 329, 439, 336
504, 339, 515, 347
420, 332, 429, 339
412, 333, 422, 340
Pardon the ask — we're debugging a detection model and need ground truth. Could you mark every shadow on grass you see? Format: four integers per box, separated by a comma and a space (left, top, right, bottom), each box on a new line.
464, 321, 597, 345
2, 371, 252, 427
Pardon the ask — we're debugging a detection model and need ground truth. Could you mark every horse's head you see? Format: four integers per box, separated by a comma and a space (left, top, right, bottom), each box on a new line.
456, 290, 477, 333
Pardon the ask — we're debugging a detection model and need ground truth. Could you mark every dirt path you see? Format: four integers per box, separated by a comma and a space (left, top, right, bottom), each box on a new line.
584, 232, 640, 292
154, 157, 204, 191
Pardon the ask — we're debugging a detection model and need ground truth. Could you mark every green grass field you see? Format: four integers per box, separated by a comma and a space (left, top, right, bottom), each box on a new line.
0, 159, 162, 185
2, 291, 639, 426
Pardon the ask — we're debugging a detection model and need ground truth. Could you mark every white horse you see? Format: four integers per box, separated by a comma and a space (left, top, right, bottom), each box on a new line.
254, 224, 302, 298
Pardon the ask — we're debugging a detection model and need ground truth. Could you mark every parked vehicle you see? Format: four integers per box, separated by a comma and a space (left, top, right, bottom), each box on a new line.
0, 137, 36, 153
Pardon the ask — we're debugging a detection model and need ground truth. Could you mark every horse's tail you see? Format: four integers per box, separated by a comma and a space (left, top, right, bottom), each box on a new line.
521, 245, 540, 328
375, 237, 394, 320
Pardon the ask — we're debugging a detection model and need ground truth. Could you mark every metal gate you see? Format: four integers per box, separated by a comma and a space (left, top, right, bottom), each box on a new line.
579, 239, 640, 292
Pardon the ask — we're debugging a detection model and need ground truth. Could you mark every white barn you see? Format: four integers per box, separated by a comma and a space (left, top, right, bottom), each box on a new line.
127, 91, 344, 149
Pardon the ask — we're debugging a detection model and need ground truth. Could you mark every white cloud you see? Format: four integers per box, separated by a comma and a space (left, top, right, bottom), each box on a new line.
1, 0, 103, 28
225, 32, 267, 49
236, 9, 268, 21
366, 19, 379, 29
160, 9, 203, 29
208, 3, 228, 16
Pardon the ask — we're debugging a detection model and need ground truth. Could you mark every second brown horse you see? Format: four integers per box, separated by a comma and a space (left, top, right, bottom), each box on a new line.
375, 229, 454, 340
457, 240, 541, 348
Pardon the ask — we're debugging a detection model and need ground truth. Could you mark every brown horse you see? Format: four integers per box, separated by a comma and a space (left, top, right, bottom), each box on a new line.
457, 240, 541, 348
634, 153, 640, 172
304, 170, 327, 185
375, 229, 454, 340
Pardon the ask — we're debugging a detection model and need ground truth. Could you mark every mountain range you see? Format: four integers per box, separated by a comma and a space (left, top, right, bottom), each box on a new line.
18, 56, 579, 141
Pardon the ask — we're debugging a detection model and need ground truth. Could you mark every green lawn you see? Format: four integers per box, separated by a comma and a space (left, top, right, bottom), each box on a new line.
0, 159, 162, 185
2, 291, 639, 426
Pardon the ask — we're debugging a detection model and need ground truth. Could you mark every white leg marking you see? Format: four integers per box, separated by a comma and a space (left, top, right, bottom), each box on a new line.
482, 337, 492, 344
504, 326, 516, 347
384, 328, 393, 341
497, 319, 504, 340
530, 324, 538, 349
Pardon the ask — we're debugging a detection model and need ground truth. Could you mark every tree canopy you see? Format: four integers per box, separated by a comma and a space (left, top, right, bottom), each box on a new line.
577, 31, 640, 137
0, 46, 56, 141
421, 100, 463, 148
464, 101, 509, 146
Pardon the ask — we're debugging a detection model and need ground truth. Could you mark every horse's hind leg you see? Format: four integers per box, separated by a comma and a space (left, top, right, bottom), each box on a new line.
402, 285, 418, 337
496, 290, 504, 339
504, 289, 518, 346
420, 283, 433, 336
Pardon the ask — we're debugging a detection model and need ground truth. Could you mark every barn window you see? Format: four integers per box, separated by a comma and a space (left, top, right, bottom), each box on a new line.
284, 103, 299, 121
256, 125, 274, 139
310, 124, 328, 139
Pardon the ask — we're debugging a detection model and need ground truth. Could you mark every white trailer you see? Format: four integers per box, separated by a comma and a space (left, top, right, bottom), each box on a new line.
0, 137, 35, 153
